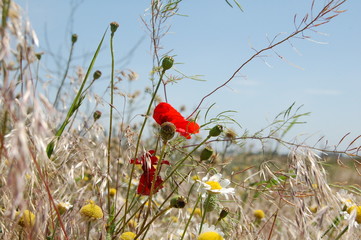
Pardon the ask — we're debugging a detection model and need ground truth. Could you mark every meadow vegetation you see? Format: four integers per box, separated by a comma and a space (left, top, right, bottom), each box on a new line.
0, 0, 360, 239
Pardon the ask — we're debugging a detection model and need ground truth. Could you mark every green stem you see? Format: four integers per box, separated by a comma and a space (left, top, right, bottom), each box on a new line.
122, 70, 165, 231
53, 38, 76, 108
107, 28, 116, 224
134, 206, 171, 239
86, 222, 91, 240
162, 136, 211, 185
181, 195, 201, 240
199, 194, 210, 234
334, 225, 348, 240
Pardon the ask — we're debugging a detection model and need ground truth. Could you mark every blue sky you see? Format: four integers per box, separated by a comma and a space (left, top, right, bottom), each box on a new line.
17, 0, 361, 151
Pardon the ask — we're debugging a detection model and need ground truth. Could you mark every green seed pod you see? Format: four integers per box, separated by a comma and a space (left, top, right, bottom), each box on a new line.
160, 122, 176, 141
170, 196, 187, 209
93, 70, 102, 80
93, 110, 102, 121
209, 125, 223, 137
71, 34, 78, 44
204, 194, 218, 212
200, 146, 213, 161
110, 22, 119, 33
162, 56, 174, 71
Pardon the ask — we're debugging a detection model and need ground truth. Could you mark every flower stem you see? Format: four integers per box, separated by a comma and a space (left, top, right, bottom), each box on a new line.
107, 23, 117, 224
334, 225, 348, 240
199, 194, 210, 234
122, 70, 165, 231
181, 195, 201, 240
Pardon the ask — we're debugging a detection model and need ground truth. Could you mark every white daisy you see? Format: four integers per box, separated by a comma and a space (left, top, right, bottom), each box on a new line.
197, 223, 224, 240
197, 173, 235, 196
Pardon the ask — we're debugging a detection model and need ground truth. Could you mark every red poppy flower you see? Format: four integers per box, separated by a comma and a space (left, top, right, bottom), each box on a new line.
153, 102, 200, 139
130, 150, 169, 195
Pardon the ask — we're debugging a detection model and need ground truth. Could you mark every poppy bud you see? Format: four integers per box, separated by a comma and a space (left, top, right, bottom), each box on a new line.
160, 122, 176, 141
209, 125, 223, 137
93, 111, 102, 121
204, 194, 218, 212
170, 196, 187, 209
162, 56, 174, 71
93, 70, 102, 80
71, 34, 78, 44
110, 22, 119, 33
218, 207, 229, 221
200, 146, 213, 161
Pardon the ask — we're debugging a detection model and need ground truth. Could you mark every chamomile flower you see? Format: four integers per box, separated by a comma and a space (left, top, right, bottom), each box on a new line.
197, 223, 224, 240
18, 210, 36, 228
197, 173, 235, 197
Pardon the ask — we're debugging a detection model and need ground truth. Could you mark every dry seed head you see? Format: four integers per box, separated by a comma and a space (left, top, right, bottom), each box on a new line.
160, 122, 176, 141
71, 33, 78, 43
110, 21, 119, 33
170, 195, 187, 209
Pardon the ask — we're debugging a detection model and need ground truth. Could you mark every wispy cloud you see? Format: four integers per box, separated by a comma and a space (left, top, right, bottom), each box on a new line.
305, 89, 342, 96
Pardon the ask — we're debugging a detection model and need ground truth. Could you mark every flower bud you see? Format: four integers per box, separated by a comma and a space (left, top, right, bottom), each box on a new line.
200, 146, 213, 161
162, 56, 174, 71
160, 122, 176, 141
93, 110, 102, 121
253, 209, 265, 220
71, 34, 78, 44
93, 70, 102, 80
110, 22, 119, 33
209, 125, 223, 137
35, 52, 44, 60
218, 207, 229, 221
170, 196, 187, 209
204, 194, 218, 212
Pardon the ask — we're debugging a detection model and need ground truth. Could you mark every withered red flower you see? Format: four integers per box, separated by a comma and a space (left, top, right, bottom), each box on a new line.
153, 102, 200, 139
130, 150, 169, 195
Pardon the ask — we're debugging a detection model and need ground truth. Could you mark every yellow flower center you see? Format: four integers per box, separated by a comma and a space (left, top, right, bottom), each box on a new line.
347, 205, 361, 223
120, 232, 137, 240
198, 231, 224, 240
206, 181, 222, 190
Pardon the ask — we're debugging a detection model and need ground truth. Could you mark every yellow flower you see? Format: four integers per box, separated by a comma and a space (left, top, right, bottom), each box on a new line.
187, 207, 201, 217
347, 205, 361, 224
109, 188, 117, 197
80, 200, 103, 220
253, 209, 265, 219
198, 232, 224, 240
120, 231, 137, 240
18, 210, 36, 228
309, 205, 318, 213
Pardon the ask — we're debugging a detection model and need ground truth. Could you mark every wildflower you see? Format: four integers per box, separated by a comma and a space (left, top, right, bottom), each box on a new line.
197, 173, 235, 196
254, 209, 265, 219
197, 223, 224, 240
130, 150, 169, 195
18, 210, 35, 228
79, 200, 103, 220
153, 102, 200, 139
347, 206, 361, 224
57, 201, 73, 214
120, 231, 137, 240
109, 188, 117, 197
